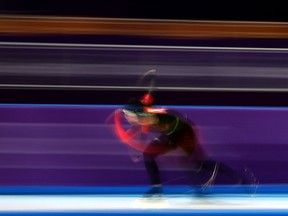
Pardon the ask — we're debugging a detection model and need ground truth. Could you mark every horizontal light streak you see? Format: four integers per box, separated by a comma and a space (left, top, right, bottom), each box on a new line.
1, 42, 288, 52
1, 84, 288, 92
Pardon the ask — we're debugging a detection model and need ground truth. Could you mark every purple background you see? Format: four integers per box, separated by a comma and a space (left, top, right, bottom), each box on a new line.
0, 104, 287, 186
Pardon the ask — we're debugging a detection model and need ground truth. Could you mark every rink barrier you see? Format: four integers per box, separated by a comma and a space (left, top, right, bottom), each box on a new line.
0, 185, 286, 195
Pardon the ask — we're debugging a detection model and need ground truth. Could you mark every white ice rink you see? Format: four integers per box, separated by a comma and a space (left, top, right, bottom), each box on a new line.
0, 194, 288, 214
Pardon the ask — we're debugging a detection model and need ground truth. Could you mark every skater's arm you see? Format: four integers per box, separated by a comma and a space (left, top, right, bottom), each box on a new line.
114, 109, 141, 142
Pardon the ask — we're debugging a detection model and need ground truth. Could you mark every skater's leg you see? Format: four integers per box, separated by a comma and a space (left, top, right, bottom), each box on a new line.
203, 160, 259, 192
143, 136, 173, 196
201, 160, 243, 184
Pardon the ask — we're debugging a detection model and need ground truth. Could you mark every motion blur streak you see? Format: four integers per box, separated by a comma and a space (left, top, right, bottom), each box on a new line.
0, 42, 288, 92
0, 16, 288, 38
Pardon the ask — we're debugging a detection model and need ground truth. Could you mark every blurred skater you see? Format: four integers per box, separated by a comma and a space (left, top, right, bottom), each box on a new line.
113, 93, 253, 197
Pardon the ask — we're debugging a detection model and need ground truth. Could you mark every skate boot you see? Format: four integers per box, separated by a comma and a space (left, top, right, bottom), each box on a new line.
144, 186, 163, 198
